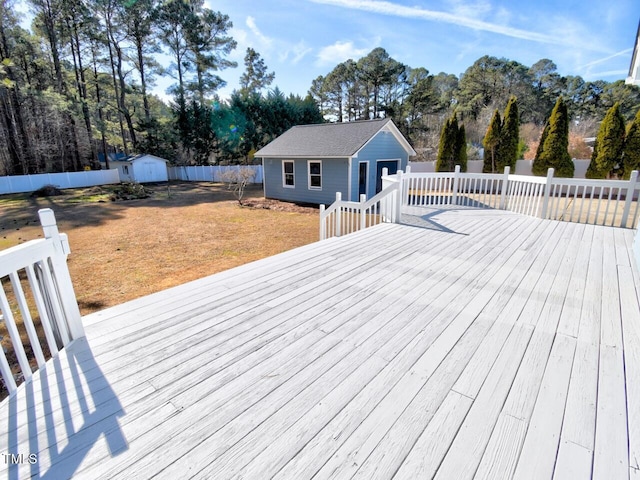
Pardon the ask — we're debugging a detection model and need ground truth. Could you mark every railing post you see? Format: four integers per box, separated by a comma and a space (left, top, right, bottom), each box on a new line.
499, 166, 510, 210
395, 170, 403, 223
359, 194, 367, 230
621, 170, 639, 228
38, 208, 85, 340
319, 204, 326, 240
540, 168, 555, 219
335, 192, 342, 237
451, 165, 461, 205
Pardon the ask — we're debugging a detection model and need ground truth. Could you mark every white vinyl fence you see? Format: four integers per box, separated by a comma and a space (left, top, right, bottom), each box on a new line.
0, 170, 120, 195
168, 165, 263, 183
409, 159, 591, 178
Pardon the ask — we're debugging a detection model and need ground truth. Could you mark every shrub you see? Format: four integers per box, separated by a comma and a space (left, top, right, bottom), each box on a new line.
109, 182, 151, 201
31, 185, 63, 197
219, 167, 257, 205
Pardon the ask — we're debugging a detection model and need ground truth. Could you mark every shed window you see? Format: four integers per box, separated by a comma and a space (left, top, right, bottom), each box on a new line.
123, 165, 129, 175
308, 161, 322, 190
283, 161, 294, 188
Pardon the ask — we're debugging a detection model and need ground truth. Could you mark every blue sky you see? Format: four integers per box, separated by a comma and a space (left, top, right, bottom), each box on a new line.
198, 0, 638, 100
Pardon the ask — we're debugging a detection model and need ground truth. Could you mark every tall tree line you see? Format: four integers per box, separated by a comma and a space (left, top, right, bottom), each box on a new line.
0, 0, 298, 174
310, 49, 640, 161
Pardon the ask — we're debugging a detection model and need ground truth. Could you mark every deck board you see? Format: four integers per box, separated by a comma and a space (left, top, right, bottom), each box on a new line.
1, 207, 639, 479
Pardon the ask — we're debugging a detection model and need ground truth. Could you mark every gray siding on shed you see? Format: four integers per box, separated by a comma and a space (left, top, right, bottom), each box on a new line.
263, 157, 349, 205
349, 130, 410, 200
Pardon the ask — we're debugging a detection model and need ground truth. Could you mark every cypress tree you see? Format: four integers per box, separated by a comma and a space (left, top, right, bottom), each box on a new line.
457, 123, 468, 172
436, 115, 457, 172
533, 97, 574, 178
586, 102, 626, 179
532, 120, 550, 176
498, 96, 519, 171
483, 109, 501, 173
623, 109, 640, 179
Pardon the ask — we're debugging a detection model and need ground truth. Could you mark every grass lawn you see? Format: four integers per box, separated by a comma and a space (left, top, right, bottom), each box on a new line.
0, 182, 319, 316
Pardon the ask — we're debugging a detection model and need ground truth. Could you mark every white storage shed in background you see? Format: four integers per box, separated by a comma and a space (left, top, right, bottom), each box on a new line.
107, 154, 169, 183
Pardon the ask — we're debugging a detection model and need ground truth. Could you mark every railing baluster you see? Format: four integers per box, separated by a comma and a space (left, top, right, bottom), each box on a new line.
9, 271, 46, 367
612, 188, 622, 227
25, 264, 59, 355
0, 284, 33, 380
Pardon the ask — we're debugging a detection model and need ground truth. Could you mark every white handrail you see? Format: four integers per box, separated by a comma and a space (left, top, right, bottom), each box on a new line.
0, 208, 83, 396
320, 170, 402, 240
320, 167, 640, 240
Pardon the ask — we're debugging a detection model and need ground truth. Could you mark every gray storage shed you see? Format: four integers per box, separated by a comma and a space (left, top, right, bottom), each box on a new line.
255, 118, 416, 204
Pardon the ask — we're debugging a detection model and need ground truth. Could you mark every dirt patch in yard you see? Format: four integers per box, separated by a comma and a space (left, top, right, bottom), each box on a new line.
0, 182, 319, 315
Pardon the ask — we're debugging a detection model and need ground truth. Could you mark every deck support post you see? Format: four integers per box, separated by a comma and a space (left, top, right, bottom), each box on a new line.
395, 170, 403, 223
451, 165, 461, 206
335, 192, 342, 237
319, 204, 326, 240
540, 168, 555, 219
38, 208, 85, 341
621, 170, 638, 228
499, 166, 510, 210
359, 194, 367, 230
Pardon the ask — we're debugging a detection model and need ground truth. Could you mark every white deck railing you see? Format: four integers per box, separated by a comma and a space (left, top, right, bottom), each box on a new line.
320, 169, 401, 240
0, 208, 84, 396
320, 166, 640, 240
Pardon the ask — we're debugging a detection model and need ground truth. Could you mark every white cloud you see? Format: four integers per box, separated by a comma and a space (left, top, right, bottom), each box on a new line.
279, 41, 313, 65
246, 16, 274, 50
315, 40, 372, 66
309, 0, 604, 50
580, 48, 633, 69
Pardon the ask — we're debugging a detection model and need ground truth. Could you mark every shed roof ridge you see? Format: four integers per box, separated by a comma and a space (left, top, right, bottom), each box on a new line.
290, 118, 390, 129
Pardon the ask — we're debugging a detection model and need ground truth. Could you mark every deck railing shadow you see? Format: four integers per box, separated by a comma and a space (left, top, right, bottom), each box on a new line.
401, 208, 470, 234
0, 209, 127, 477
5, 337, 126, 479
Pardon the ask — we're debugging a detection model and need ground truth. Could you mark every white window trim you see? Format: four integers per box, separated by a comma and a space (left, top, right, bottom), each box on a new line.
282, 160, 295, 188
308, 160, 322, 191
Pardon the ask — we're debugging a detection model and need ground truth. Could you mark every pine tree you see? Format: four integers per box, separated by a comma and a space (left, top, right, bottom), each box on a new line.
533, 97, 574, 177
623, 109, 640, 179
482, 109, 501, 172
498, 96, 519, 171
586, 102, 626, 179
239, 48, 275, 96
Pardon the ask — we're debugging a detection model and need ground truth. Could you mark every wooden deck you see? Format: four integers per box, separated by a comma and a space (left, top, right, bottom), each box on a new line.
2, 207, 640, 479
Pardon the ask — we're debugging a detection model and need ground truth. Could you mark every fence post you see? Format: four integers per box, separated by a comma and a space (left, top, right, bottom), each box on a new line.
359, 194, 367, 230
335, 192, 342, 237
540, 168, 555, 219
499, 166, 510, 210
38, 208, 85, 341
621, 170, 639, 228
395, 170, 403, 223
451, 165, 461, 205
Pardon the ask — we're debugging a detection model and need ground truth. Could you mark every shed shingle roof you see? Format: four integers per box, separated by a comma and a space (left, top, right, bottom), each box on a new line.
255, 118, 409, 158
